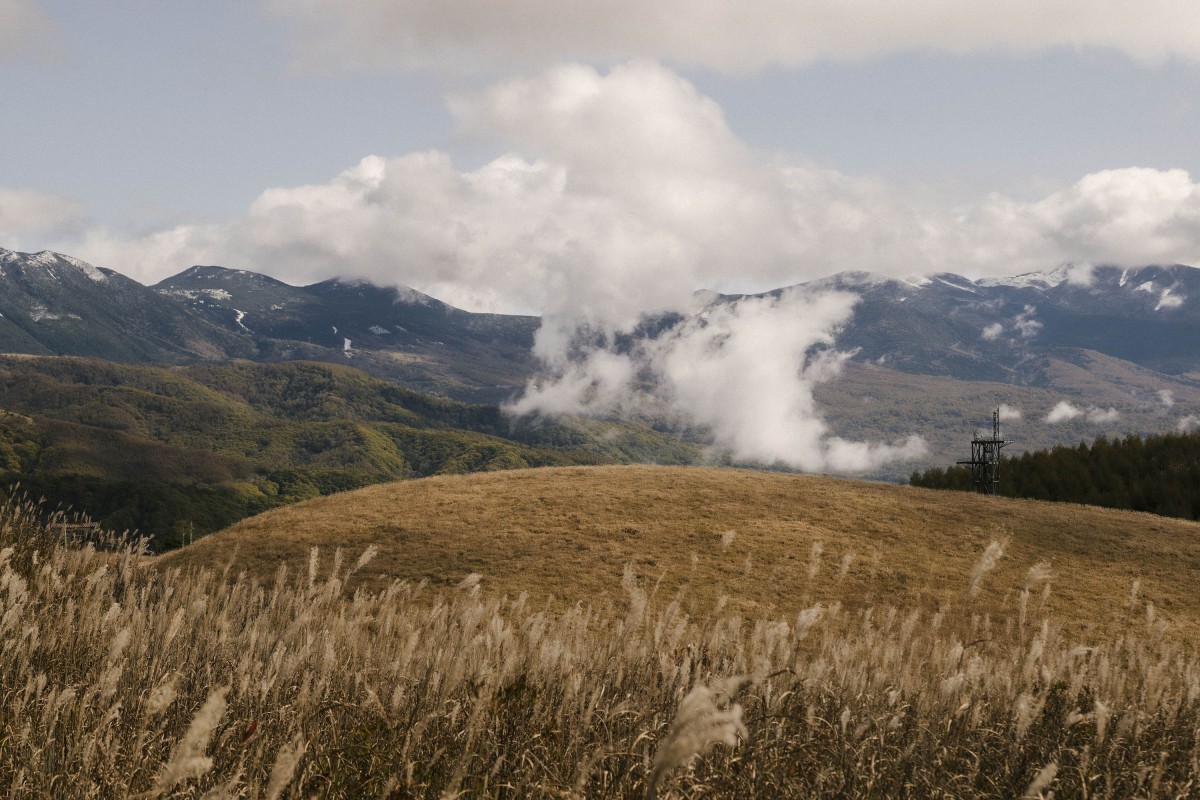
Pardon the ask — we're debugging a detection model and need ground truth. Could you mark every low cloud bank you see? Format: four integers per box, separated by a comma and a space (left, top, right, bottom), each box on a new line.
1044, 402, 1120, 425
510, 289, 927, 473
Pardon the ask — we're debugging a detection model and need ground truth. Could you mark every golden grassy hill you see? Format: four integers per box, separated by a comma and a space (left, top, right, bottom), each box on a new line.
158, 465, 1200, 632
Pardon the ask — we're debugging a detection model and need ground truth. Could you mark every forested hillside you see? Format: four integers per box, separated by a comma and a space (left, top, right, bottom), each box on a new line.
911, 430, 1200, 520
0, 356, 698, 547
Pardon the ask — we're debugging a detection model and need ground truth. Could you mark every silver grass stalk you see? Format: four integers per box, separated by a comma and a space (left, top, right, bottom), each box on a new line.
969, 539, 1007, 596
622, 565, 646, 628
353, 545, 379, 574
1022, 761, 1058, 798
1094, 700, 1112, 744
144, 674, 179, 718
1023, 561, 1053, 589
647, 679, 747, 799
151, 686, 229, 794
307, 547, 319, 590
264, 734, 307, 800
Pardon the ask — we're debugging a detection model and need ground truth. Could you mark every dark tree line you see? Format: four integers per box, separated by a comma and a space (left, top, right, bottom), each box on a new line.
911, 431, 1200, 521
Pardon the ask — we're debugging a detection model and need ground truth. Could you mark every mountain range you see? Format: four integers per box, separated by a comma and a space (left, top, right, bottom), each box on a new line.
0, 249, 538, 402
2, 246, 1198, 478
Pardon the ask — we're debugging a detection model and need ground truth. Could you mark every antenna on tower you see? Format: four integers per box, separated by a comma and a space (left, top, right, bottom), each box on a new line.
957, 408, 1014, 495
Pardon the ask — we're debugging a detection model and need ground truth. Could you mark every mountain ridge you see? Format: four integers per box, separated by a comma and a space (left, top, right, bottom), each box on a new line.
3, 246, 1198, 479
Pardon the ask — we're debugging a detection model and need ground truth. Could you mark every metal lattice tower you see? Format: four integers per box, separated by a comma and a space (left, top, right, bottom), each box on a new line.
957, 408, 1013, 495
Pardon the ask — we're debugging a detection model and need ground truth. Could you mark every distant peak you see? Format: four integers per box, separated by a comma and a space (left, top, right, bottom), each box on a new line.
976, 266, 1070, 289
0, 248, 109, 282
157, 264, 295, 289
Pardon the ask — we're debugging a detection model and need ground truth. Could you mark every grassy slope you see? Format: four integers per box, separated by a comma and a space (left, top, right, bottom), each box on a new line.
0, 356, 701, 545
159, 464, 1200, 634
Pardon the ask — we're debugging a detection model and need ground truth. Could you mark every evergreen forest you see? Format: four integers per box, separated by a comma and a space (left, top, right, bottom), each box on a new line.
910, 430, 1200, 520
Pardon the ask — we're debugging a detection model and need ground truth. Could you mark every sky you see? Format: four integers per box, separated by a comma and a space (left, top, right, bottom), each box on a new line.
2, 0, 1199, 309
3, 1, 1200, 469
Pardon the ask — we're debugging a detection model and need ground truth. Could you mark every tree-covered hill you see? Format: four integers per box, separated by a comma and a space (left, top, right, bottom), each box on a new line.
0, 356, 698, 548
910, 430, 1200, 520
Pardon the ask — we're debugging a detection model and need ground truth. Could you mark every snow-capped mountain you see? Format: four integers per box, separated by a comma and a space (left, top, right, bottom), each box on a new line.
771, 263, 1200, 382
0, 249, 252, 362
154, 265, 538, 356
4, 247, 1200, 406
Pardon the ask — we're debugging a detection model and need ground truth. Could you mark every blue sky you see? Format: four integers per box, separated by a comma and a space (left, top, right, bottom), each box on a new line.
3, 1, 1200, 314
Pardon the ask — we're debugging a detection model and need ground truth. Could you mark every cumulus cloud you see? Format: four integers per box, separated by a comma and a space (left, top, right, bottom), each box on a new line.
0, 187, 87, 250
979, 306, 1043, 343
268, 0, 1200, 74
57, 64, 1200, 301
0, 0, 56, 62
1013, 305, 1043, 339
1088, 406, 1120, 424
1044, 401, 1083, 424
963, 167, 1200, 274
998, 404, 1022, 421
511, 288, 926, 472
1064, 263, 1096, 286
1044, 401, 1120, 424
52, 62, 1200, 303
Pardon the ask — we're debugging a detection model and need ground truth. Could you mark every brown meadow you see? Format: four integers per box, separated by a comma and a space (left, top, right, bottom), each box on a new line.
3, 466, 1200, 797
162, 465, 1200, 634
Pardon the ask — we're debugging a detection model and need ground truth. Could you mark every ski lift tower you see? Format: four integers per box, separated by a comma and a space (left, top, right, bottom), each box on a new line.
957, 408, 1013, 495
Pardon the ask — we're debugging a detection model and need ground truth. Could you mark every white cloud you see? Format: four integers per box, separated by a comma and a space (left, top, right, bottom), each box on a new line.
1013, 305, 1043, 339
1155, 288, 1184, 311
998, 404, 1022, 421
1044, 401, 1083, 424
980, 322, 1003, 341
1179, 415, 1199, 433
1044, 401, 1120, 424
965, 168, 1200, 274
59, 64, 1200, 301
1158, 389, 1175, 408
0, 0, 55, 62
0, 187, 87, 250
511, 288, 927, 472
269, 0, 1200, 74
1064, 263, 1097, 286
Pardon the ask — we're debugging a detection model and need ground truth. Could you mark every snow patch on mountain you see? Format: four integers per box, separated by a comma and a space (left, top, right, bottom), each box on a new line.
58, 254, 108, 282
28, 302, 80, 323
160, 287, 234, 302
394, 287, 434, 306
932, 275, 978, 293
977, 267, 1068, 289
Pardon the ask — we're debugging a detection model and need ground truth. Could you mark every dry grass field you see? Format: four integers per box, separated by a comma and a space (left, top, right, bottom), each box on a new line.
161, 465, 1200, 634
6, 467, 1200, 797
